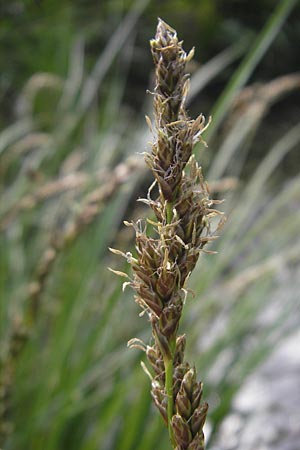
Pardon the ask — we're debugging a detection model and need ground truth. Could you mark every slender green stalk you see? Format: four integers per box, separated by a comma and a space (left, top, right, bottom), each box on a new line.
165, 199, 175, 446
166, 202, 174, 225
164, 356, 175, 446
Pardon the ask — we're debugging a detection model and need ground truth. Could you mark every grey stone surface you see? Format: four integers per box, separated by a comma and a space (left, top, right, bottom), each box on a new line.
210, 330, 300, 450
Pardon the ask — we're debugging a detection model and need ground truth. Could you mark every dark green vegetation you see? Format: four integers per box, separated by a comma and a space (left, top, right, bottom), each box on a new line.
1, 1, 300, 449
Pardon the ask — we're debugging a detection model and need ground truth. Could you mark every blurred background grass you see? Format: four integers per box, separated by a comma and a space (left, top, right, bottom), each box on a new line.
0, 1, 300, 449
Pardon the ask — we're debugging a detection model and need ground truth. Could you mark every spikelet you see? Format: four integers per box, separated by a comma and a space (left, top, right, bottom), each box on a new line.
110, 19, 223, 449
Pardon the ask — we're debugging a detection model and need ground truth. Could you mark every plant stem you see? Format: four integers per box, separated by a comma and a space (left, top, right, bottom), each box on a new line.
166, 202, 173, 224
165, 200, 175, 447
164, 355, 175, 447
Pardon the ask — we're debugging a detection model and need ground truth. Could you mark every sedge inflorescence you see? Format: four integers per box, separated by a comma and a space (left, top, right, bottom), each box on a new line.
110, 19, 223, 450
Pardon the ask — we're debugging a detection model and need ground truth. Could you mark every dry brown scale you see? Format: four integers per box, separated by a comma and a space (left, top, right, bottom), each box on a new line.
110, 19, 223, 450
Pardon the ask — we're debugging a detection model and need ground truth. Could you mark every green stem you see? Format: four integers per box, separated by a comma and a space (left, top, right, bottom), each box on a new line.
166, 202, 173, 224
164, 355, 175, 447
165, 200, 176, 448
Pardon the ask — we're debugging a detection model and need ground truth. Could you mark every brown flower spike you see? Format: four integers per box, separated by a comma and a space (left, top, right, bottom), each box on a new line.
110, 19, 223, 449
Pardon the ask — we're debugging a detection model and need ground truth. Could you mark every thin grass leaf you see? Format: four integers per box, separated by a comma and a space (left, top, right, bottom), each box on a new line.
79, 0, 150, 112
188, 35, 250, 102
206, 0, 298, 140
